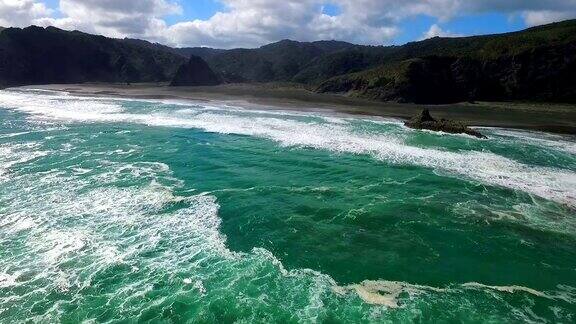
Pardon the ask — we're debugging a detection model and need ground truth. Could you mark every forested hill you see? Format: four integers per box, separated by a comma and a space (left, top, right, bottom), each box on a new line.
310, 20, 576, 103
182, 39, 355, 83
178, 20, 576, 104
0, 26, 187, 87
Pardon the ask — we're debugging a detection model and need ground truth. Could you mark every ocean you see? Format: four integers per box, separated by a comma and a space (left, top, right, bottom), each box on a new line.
0, 88, 575, 322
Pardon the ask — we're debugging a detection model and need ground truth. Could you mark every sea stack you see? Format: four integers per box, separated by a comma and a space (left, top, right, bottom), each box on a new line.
170, 55, 221, 87
405, 109, 487, 139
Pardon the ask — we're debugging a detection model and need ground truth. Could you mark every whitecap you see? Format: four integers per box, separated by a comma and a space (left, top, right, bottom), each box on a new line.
487, 128, 576, 155
462, 282, 548, 298
0, 142, 48, 181
0, 272, 21, 288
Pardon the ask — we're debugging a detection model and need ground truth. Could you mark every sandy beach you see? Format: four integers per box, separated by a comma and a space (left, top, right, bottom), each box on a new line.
19, 83, 576, 134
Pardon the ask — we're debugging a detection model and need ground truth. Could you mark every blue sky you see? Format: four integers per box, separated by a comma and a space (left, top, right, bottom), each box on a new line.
166, 0, 223, 23
164, 2, 529, 45
1, 0, 575, 48
142, 1, 539, 45
394, 12, 528, 44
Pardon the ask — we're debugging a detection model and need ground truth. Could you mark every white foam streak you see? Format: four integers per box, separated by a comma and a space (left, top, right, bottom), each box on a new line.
0, 272, 21, 288
0, 90, 124, 122
489, 128, 576, 155
0, 142, 48, 181
462, 282, 548, 297
333, 279, 571, 309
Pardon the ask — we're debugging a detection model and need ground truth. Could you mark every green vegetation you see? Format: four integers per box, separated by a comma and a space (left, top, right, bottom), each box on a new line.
306, 20, 576, 103
296, 19, 576, 84
186, 39, 354, 82
183, 20, 576, 104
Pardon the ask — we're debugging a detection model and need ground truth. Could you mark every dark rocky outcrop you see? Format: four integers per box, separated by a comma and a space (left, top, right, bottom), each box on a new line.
169, 55, 221, 86
405, 109, 487, 138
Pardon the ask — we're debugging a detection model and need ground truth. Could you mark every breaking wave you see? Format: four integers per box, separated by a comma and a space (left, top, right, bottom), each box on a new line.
0, 89, 574, 207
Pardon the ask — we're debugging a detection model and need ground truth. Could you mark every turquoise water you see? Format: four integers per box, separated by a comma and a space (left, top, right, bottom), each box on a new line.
0, 88, 575, 323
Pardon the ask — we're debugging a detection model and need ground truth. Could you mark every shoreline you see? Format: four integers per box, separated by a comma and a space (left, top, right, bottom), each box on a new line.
15, 83, 576, 134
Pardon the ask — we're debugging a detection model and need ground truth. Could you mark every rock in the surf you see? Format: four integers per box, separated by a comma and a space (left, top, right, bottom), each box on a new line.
405, 109, 487, 139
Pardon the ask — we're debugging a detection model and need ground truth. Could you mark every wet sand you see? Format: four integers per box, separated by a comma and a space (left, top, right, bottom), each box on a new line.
19, 83, 576, 134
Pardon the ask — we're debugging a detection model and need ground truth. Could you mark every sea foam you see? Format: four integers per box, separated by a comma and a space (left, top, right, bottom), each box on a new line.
0, 89, 574, 208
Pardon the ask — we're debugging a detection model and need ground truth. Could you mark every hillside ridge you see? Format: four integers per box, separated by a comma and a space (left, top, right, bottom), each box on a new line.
1, 20, 576, 104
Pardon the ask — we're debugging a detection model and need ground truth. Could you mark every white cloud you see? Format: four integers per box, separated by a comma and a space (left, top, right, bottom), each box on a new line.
421, 24, 463, 40
522, 10, 576, 26
0, 0, 52, 27
164, 0, 400, 48
1, 0, 576, 48
35, 0, 181, 38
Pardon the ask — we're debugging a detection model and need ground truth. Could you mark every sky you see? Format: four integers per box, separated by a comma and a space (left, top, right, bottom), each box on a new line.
0, 0, 575, 49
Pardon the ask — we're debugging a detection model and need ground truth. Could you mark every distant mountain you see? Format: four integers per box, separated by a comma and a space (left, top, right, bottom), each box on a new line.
182, 39, 355, 83
0, 26, 187, 87
170, 55, 221, 86
121, 37, 187, 57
